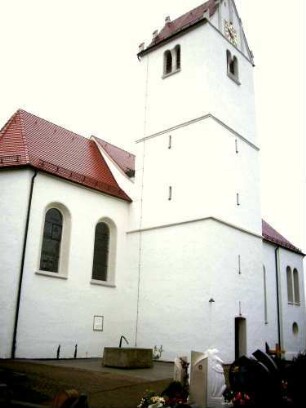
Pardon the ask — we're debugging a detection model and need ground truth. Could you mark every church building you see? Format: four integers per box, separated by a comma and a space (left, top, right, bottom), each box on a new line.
0, 0, 305, 363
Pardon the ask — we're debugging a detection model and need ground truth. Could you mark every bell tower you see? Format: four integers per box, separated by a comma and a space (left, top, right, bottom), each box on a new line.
131, 0, 264, 361
134, 0, 261, 234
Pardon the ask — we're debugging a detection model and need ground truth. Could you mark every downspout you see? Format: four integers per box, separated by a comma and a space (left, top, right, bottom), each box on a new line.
274, 246, 282, 351
11, 169, 38, 358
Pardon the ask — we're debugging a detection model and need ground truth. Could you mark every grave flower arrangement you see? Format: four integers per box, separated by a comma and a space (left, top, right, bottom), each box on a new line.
223, 387, 256, 407
137, 390, 166, 408
231, 391, 255, 406
137, 382, 192, 408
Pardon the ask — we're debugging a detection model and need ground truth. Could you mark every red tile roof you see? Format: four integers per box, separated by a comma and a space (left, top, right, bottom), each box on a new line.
262, 220, 303, 254
139, 0, 218, 55
0, 110, 131, 201
93, 136, 135, 177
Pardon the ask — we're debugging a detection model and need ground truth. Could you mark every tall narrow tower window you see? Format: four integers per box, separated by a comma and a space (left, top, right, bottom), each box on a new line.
230, 57, 238, 76
163, 45, 181, 77
227, 50, 240, 83
175, 45, 181, 70
164, 50, 172, 75
286, 266, 293, 303
293, 268, 300, 304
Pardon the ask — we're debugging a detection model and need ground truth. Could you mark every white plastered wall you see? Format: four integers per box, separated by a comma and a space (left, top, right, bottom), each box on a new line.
128, 218, 265, 364
263, 242, 306, 359
14, 172, 136, 359
0, 168, 33, 358
131, 116, 261, 235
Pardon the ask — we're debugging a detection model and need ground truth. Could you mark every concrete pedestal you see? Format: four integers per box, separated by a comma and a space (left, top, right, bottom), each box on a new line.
102, 347, 153, 368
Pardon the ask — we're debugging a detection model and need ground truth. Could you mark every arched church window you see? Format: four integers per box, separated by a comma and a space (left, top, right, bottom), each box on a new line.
175, 45, 181, 70
40, 208, 63, 273
286, 266, 293, 303
164, 50, 172, 75
230, 56, 238, 76
227, 50, 239, 83
92, 222, 110, 281
293, 268, 300, 304
163, 45, 181, 77
226, 50, 232, 68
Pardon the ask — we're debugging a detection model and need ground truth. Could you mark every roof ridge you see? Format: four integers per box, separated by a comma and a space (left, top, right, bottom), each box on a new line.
0, 110, 19, 137
17, 110, 30, 162
92, 136, 135, 158
141, 1, 217, 54
89, 137, 125, 188
169, 0, 211, 25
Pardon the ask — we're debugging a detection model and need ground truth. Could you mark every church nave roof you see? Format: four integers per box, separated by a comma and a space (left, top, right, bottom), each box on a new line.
0, 109, 131, 202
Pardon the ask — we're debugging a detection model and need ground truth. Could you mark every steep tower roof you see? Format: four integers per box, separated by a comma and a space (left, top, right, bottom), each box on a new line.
0, 110, 131, 201
139, 0, 218, 56
138, 0, 253, 63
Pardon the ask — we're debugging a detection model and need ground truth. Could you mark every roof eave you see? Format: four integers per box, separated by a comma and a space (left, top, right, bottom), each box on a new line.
138, 17, 209, 58
0, 162, 132, 203
263, 237, 304, 256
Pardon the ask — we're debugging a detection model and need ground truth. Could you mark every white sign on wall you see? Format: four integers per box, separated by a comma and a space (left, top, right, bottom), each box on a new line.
93, 315, 104, 331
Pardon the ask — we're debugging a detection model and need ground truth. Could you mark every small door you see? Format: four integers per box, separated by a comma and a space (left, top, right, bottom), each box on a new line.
235, 317, 246, 360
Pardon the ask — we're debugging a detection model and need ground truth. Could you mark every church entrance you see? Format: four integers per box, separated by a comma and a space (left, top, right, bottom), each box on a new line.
235, 317, 247, 360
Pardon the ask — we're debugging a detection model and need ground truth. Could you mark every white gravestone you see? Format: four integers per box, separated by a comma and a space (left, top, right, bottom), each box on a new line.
189, 349, 226, 408
189, 351, 208, 408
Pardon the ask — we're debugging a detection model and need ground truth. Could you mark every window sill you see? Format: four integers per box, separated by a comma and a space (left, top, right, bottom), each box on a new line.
227, 72, 241, 85
90, 279, 116, 288
288, 302, 300, 306
162, 68, 181, 79
36, 270, 68, 280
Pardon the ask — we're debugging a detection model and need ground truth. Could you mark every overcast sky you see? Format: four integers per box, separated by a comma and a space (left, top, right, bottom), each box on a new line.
0, 0, 305, 249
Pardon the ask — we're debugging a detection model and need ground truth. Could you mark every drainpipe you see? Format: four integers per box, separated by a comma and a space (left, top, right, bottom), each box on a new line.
11, 169, 38, 358
274, 247, 282, 351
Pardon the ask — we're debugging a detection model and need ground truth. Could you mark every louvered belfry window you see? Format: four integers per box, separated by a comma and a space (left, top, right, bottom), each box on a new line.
92, 222, 110, 281
40, 208, 63, 272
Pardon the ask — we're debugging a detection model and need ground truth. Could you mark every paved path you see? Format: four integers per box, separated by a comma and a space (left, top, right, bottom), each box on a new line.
1, 359, 175, 408
26, 358, 174, 381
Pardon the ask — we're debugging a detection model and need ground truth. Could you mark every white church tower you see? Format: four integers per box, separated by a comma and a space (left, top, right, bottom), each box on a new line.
129, 0, 264, 362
